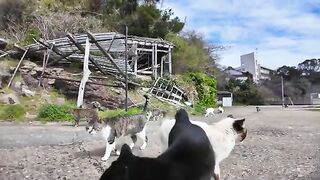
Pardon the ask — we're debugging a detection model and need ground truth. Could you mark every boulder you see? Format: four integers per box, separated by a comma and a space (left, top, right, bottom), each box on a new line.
21, 72, 38, 89
53, 79, 130, 109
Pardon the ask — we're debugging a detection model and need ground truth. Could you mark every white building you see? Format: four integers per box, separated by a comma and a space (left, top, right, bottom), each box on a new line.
240, 52, 259, 83
240, 52, 274, 83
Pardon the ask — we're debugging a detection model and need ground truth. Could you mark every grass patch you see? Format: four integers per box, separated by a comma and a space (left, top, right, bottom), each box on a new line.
98, 107, 142, 119
38, 104, 74, 122
0, 104, 26, 120
0, 57, 18, 67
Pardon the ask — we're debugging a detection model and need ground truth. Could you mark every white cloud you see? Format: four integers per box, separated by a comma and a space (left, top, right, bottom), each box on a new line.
162, 0, 320, 69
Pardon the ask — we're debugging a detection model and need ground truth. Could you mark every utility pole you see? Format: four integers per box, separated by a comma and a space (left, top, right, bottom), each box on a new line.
281, 75, 284, 107
125, 25, 128, 111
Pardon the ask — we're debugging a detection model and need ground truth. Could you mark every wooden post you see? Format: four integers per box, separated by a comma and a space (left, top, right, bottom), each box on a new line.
160, 56, 164, 77
133, 56, 138, 75
152, 45, 155, 78
86, 32, 126, 77
67, 33, 109, 76
154, 44, 158, 79
7, 48, 29, 87
168, 46, 172, 75
77, 38, 92, 108
125, 26, 128, 111
38, 45, 52, 87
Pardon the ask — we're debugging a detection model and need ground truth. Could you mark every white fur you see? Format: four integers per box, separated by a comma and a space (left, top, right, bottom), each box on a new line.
136, 125, 147, 150
101, 126, 115, 161
205, 108, 215, 117
159, 117, 242, 179
218, 106, 224, 114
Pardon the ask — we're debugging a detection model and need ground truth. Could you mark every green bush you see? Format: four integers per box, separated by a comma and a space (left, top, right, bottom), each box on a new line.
38, 104, 73, 122
0, 104, 26, 120
98, 107, 142, 119
175, 73, 217, 114
189, 73, 217, 112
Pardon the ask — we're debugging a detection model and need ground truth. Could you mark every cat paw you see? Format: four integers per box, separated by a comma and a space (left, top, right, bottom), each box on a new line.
101, 156, 110, 161
115, 150, 121, 156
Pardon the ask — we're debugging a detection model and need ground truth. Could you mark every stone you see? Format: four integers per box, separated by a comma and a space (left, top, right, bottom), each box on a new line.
21, 73, 38, 89
21, 85, 35, 97
0, 67, 11, 89
12, 81, 23, 92
0, 38, 7, 50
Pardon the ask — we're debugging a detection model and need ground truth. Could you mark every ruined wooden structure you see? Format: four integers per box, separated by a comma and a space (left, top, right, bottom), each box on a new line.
24, 32, 174, 78
149, 77, 187, 106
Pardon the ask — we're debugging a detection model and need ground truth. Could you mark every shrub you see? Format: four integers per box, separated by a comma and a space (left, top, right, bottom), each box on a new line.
0, 104, 26, 120
175, 73, 217, 114
98, 107, 142, 119
38, 104, 73, 122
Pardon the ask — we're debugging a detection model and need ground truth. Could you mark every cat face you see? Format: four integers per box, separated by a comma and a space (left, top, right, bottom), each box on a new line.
86, 118, 102, 134
232, 118, 247, 142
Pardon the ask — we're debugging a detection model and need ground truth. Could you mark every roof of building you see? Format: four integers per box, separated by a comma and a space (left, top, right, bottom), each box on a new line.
260, 66, 275, 72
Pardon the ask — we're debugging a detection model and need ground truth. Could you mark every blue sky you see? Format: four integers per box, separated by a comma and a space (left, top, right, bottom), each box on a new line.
161, 0, 320, 69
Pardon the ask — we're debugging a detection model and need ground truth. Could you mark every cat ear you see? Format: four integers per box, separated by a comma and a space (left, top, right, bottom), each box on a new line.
119, 144, 133, 161
233, 118, 245, 131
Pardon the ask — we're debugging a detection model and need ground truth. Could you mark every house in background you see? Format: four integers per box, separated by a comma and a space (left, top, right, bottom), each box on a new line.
224, 66, 252, 82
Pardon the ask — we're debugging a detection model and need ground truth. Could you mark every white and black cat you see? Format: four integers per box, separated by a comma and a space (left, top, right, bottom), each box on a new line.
159, 115, 247, 180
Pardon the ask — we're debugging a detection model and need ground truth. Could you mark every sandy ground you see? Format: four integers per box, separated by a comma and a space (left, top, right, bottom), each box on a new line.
0, 106, 320, 180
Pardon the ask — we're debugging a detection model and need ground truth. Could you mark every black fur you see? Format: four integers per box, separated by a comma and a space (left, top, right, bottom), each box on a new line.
232, 119, 245, 132
256, 106, 261, 112
100, 109, 215, 180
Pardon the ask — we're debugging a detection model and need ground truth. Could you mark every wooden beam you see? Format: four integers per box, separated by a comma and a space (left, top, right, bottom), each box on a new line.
86, 32, 125, 77
36, 39, 76, 66
66, 33, 109, 76
7, 48, 29, 87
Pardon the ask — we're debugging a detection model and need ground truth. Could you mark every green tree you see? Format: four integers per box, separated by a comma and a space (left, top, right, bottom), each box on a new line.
225, 79, 264, 105
102, 1, 184, 38
165, 31, 222, 75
